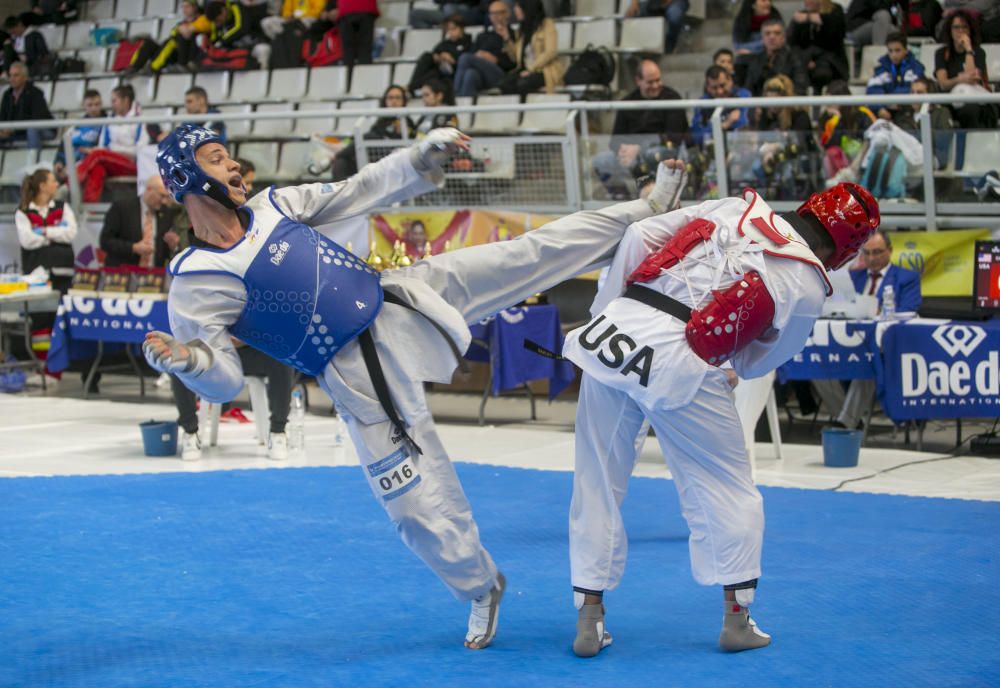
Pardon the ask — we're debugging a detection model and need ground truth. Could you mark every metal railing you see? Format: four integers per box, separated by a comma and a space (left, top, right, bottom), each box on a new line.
3, 90, 999, 228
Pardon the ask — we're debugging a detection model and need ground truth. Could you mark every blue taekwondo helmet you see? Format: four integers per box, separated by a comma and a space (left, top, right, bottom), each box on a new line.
157, 124, 240, 209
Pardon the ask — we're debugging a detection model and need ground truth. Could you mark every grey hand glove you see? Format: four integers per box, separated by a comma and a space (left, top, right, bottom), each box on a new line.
142, 331, 210, 375
646, 161, 688, 214
409, 127, 465, 174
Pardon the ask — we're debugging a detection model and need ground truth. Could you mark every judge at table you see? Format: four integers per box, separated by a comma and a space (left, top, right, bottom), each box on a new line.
814, 230, 922, 429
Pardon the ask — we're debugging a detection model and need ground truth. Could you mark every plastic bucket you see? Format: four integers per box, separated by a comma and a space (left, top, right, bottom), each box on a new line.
140, 420, 178, 457
821, 428, 862, 468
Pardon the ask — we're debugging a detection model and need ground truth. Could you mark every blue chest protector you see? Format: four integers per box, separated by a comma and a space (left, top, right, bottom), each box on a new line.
169, 198, 383, 376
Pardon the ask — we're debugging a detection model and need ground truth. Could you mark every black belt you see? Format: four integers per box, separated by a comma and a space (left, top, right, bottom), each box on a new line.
355, 289, 466, 456
623, 283, 692, 322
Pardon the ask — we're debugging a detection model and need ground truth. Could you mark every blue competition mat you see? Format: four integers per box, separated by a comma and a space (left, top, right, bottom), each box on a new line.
0, 464, 997, 687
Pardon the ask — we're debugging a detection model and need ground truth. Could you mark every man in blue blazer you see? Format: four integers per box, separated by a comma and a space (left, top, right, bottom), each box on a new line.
814, 230, 922, 428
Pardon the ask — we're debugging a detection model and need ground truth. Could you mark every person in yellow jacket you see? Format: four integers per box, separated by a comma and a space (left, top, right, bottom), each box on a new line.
150, 0, 212, 73
499, 0, 564, 95
261, 0, 327, 39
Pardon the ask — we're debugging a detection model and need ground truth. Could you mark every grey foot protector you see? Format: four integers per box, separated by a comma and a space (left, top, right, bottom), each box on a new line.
718, 602, 772, 652
573, 604, 613, 658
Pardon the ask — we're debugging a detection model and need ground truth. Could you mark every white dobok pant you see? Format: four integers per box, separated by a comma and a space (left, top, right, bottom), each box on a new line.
570, 368, 764, 592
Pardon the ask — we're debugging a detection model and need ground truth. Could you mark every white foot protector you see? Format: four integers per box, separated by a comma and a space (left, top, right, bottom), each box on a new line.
267, 432, 288, 461
465, 572, 506, 650
181, 431, 202, 461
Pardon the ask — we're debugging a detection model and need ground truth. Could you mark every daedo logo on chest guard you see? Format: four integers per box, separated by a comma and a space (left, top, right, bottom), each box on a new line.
578, 315, 654, 387
268, 240, 290, 266
902, 325, 998, 397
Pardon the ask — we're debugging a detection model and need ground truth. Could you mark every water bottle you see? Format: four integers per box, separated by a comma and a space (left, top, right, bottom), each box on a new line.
881, 285, 896, 321
289, 388, 306, 452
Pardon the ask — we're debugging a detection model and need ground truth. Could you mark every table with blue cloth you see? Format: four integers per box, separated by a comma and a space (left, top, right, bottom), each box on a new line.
466, 304, 577, 425
48, 295, 170, 397
778, 317, 999, 445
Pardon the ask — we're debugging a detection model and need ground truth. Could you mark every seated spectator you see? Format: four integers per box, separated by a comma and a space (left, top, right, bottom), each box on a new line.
236, 157, 257, 197
813, 230, 921, 429
261, 0, 326, 38
732, 0, 783, 55
623, 0, 689, 54
30, 0, 79, 25
15, 168, 77, 294
408, 14, 472, 96
933, 10, 996, 130
2, 13, 52, 78
338, 0, 380, 67
498, 0, 563, 95
332, 85, 414, 181
747, 74, 816, 197
199, 1, 270, 70
150, 0, 212, 74
845, 0, 899, 49
0, 62, 55, 149
864, 32, 925, 127
409, 0, 485, 30
53, 89, 104, 183
592, 59, 690, 198
738, 18, 809, 95
77, 85, 149, 203
819, 79, 876, 180
787, 0, 849, 93
184, 86, 227, 143
713, 47, 735, 75
691, 65, 751, 147
414, 78, 459, 134
910, 76, 955, 169
454, 0, 517, 97
171, 342, 295, 461
99, 173, 176, 268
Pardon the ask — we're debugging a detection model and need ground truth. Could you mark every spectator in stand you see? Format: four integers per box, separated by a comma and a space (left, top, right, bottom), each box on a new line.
453, 0, 517, 97
623, 0, 690, 54
498, 0, 563, 95
150, 174, 193, 268
100, 173, 177, 268
787, 0, 849, 93
15, 168, 77, 294
592, 58, 690, 199
748, 74, 815, 198
814, 230, 921, 430
150, 0, 212, 74
713, 47, 735, 75
414, 78, 459, 134
338, 0, 380, 67
820, 79, 876, 181
691, 65, 752, 147
236, 157, 257, 197
2, 13, 52, 77
184, 86, 227, 143
732, 0, 783, 55
76, 85, 149, 203
845, 0, 898, 50
409, 0, 485, 30
261, 0, 326, 39
200, 1, 271, 69
0, 62, 55, 149
15, 167, 77, 385
331, 85, 414, 181
53, 89, 103, 183
30, 0, 79, 25
738, 17, 809, 95
934, 10, 996, 129
910, 76, 954, 169
865, 32, 925, 126
408, 14, 472, 96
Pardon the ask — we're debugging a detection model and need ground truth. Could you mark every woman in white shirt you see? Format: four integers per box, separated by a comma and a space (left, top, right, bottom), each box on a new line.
15, 168, 78, 294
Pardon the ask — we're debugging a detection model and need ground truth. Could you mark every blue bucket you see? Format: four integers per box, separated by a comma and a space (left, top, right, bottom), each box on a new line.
821, 428, 862, 468
140, 420, 178, 457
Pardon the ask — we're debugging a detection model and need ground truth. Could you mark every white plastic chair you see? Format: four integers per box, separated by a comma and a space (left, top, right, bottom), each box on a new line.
64, 22, 95, 49
115, 0, 147, 20
127, 18, 160, 39
572, 18, 615, 50
268, 67, 309, 101
198, 377, 270, 448
470, 94, 520, 133
51, 80, 85, 112
576, 0, 616, 17
153, 73, 194, 105
194, 71, 232, 103
520, 93, 571, 133
348, 64, 392, 98
294, 101, 338, 136
231, 70, 270, 103
306, 66, 349, 101
251, 103, 290, 137
402, 28, 441, 59
619, 17, 664, 53
85, 0, 116, 20
216, 103, 253, 139
235, 141, 280, 178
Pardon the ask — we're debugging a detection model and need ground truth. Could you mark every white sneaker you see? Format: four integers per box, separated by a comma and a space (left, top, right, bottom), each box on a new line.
267, 432, 288, 461
180, 431, 202, 461
465, 572, 505, 650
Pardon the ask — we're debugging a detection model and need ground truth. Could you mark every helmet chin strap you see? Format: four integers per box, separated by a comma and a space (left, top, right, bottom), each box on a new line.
203, 179, 241, 210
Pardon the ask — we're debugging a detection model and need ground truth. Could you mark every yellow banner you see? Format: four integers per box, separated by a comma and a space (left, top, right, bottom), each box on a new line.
889, 229, 991, 296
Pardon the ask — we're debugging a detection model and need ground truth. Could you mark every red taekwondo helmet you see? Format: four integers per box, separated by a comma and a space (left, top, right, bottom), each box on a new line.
797, 182, 880, 270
